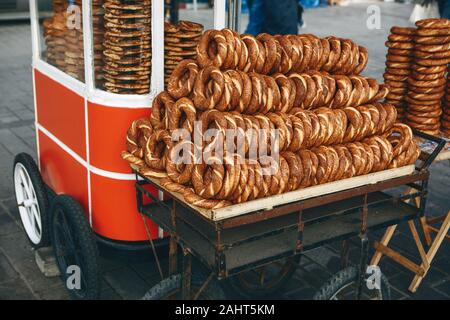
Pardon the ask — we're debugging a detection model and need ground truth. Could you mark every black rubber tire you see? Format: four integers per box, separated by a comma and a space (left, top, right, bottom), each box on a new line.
13, 153, 50, 248
142, 273, 226, 300
313, 266, 391, 300
225, 255, 301, 298
50, 195, 100, 300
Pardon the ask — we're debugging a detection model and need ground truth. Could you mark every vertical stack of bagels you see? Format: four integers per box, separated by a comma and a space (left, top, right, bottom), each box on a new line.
43, 1, 68, 70
384, 26, 416, 121
164, 21, 204, 88
93, 0, 105, 88
443, 66, 450, 135
102, 0, 152, 94
385, 18, 450, 136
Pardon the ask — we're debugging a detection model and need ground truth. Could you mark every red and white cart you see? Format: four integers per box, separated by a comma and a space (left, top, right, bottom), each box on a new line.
13, 0, 229, 299
14, 0, 448, 301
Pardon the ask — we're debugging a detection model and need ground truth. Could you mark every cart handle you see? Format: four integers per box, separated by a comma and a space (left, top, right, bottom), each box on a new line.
413, 129, 446, 171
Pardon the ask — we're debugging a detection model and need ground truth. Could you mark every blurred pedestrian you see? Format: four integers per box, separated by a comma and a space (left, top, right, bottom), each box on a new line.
437, 0, 450, 18
245, 0, 265, 35
263, 0, 299, 34
245, 0, 300, 35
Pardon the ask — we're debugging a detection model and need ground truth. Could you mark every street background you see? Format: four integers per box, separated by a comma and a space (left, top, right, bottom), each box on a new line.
0, 2, 449, 299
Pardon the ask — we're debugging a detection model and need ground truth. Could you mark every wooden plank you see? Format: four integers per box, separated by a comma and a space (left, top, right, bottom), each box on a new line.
212, 165, 415, 221
408, 220, 429, 270
373, 241, 425, 276
142, 165, 414, 221
370, 225, 397, 266
409, 211, 450, 292
427, 226, 450, 240
427, 215, 448, 225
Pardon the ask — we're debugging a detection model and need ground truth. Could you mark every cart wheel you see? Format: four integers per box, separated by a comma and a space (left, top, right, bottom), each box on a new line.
50, 195, 100, 300
13, 153, 50, 248
225, 255, 301, 298
313, 266, 391, 300
142, 273, 226, 300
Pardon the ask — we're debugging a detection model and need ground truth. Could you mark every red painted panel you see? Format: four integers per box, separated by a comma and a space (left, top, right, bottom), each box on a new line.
90, 173, 159, 241
88, 102, 151, 173
38, 131, 89, 215
35, 70, 86, 159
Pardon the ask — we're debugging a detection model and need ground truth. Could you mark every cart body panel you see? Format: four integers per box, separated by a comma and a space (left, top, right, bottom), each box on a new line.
33, 68, 161, 242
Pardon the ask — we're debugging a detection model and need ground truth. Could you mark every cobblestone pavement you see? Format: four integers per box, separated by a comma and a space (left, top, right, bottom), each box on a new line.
0, 3, 449, 300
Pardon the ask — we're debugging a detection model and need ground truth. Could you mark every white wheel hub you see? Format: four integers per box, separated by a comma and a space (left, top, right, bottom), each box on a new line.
14, 163, 42, 244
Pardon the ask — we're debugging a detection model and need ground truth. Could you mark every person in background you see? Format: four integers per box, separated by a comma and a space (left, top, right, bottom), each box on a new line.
437, 0, 450, 18
245, 0, 300, 35
298, 2, 306, 29
245, 0, 265, 35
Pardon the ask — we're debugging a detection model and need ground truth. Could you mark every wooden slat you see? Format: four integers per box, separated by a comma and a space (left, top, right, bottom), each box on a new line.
373, 241, 425, 276
212, 165, 415, 221
408, 220, 429, 270
427, 226, 450, 239
409, 212, 450, 292
370, 225, 397, 266
427, 215, 448, 225
142, 164, 415, 221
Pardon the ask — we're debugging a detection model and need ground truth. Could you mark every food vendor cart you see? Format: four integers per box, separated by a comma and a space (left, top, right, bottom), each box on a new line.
14, 0, 447, 300
14, 0, 229, 299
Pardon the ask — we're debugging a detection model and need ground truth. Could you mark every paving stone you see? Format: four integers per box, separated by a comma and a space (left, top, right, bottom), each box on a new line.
420, 268, 449, 287
10, 126, 36, 147
129, 260, 169, 288
390, 287, 409, 300
0, 144, 14, 196
0, 251, 19, 282
1, 198, 20, 220
0, 128, 35, 157
100, 288, 122, 300
99, 256, 128, 273
377, 258, 404, 278
412, 285, 449, 300
0, 232, 64, 292
435, 281, 450, 297
103, 267, 151, 300
284, 286, 316, 300
0, 278, 35, 300
0, 116, 20, 125
37, 283, 71, 300
283, 273, 309, 294
304, 247, 341, 274
433, 255, 450, 275
294, 264, 330, 290
0, 211, 20, 236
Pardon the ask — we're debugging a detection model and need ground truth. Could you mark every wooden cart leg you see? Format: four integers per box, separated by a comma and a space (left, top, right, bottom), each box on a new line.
355, 234, 369, 300
169, 237, 178, 276
420, 216, 433, 246
407, 220, 429, 271
181, 248, 192, 300
370, 225, 397, 266
169, 201, 178, 276
409, 212, 450, 293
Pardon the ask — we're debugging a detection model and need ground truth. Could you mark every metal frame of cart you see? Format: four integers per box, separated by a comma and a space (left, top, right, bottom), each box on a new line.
134, 132, 445, 300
